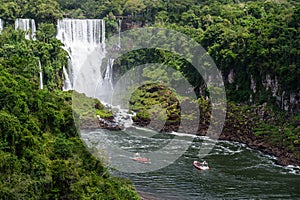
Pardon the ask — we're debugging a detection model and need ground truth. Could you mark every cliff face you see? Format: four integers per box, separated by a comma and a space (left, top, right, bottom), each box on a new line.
224, 70, 300, 113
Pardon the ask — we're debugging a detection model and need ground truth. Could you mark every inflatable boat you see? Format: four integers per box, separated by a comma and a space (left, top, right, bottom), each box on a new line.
193, 161, 209, 170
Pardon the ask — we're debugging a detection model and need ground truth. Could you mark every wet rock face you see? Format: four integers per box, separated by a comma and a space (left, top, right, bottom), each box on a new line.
80, 118, 100, 130
80, 113, 123, 131
98, 117, 123, 130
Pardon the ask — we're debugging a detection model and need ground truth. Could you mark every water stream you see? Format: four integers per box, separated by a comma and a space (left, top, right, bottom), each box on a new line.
82, 128, 300, 199
0, 19, 3, 33
38, 60, 43, 89
15, 19, 36, 40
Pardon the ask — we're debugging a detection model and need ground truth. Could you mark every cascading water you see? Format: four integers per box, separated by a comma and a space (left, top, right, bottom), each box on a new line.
118, 19, 122, 49
0, 19, 3, 33
95, 20, 122, 102
38, 60, 43, 89
57, 18, 133, 127
97, 58, 114, 103
101, 20, 105, 45
56, 19, 106, 97
63, 65, 72, 91
15, 19, 36, 40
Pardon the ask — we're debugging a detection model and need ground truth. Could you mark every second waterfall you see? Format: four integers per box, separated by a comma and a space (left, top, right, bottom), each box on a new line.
57, 19, 113, 98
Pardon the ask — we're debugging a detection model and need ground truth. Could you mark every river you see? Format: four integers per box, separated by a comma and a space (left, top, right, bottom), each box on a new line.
81, 127, 300, 199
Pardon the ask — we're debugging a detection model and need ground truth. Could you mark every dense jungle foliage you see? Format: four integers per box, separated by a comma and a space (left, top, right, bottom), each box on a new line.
110, 0, 300, 111
1, 0, 299, 107
0, 21, 139, 199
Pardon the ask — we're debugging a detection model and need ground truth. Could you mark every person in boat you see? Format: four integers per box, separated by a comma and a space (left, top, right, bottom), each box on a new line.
193, 160, 209, 170
134, 152, 140, 157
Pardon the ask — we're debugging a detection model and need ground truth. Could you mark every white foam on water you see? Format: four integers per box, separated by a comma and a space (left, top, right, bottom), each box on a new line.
169, 131, 197, 138
280, 164, 300, 175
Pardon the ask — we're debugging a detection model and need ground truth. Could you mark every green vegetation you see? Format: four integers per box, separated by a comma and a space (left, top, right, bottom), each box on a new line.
0, 21, 139, 199
0, 0, 299, 197
130, 83, 181, 130
1, 0, 298, 106
229, 102, 300, 160
109, 0, 299, 162
252, 109, 300, 158
0, 26, 67, 90
72, 92, 113, 119
0, 0, 62, 24
72, 91, 114, 130
130, 84, 300, 161
0, 65, 139, 198
113, 0, 300, 108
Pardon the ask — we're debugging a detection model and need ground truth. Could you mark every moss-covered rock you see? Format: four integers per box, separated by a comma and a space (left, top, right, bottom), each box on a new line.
130, 83, 181, 132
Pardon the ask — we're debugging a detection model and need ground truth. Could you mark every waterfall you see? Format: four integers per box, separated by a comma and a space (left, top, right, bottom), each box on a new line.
95, 20, 121, 101
38, 60, 43, 89
57, 18, 133, 127
63, 65, 72, 91
96, 58, 114, 102
104, 58, 114, 83
15, 19, 36, 40
101, 19, 105, 44
118, 19, 122, 49
56, 19, 106, 96
0, 19, 3, 33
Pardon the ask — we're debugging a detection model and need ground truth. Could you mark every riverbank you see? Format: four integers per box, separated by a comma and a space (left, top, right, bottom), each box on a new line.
95, 103, 300, 167
81, 85, 300, 167
216, 103, 300, 167
127, 85, 300, 167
